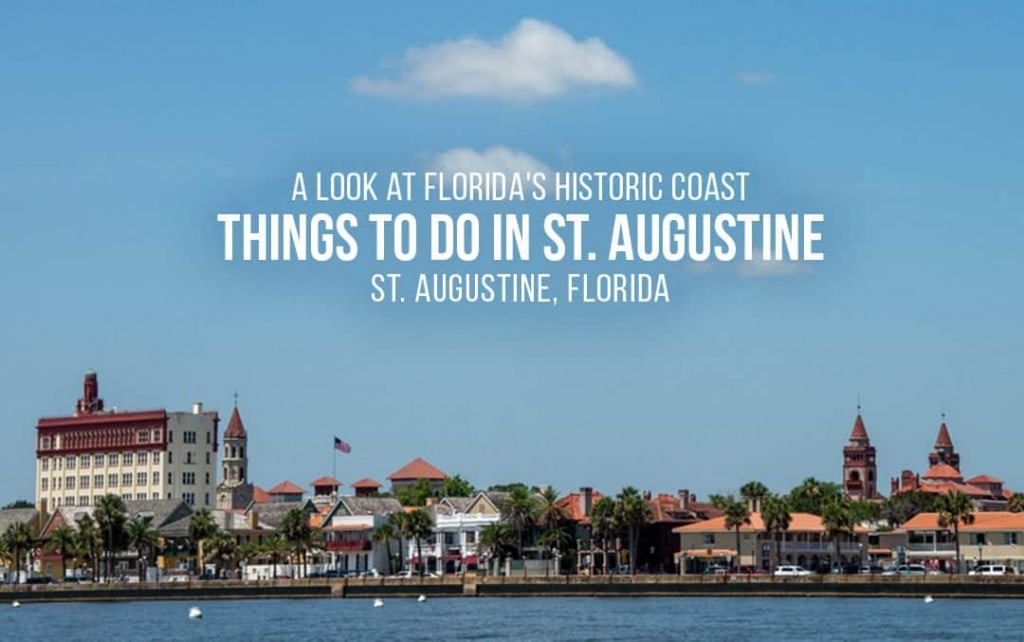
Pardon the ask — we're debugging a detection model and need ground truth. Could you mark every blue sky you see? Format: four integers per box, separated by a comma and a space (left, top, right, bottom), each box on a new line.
2, 2, 1022, 504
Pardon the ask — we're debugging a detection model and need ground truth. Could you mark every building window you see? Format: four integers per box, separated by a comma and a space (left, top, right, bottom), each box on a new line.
66, 476, 76, 490
80, 455, 90, 468
152, 493, 160, 500
94, 474, 103, 488
55, 477, 62, 490
204, 493, 210, 506
108, 474, 118, 487
79, 496, 89, 507
138, 452, 148, 465
65, 496, 75, 507
41, 436, 51, 450
41, 479, 48, 491
1005, 533, 1019, 546
94, 454, 104, 466
137, 493, 147, 501
167, 452, 173, 464
183, 492, 195, 505
80, 476, 90, 489
206, 452, 211, 465
122, 473, 132, 487
154, 429, 161, 441
41, 458, 49, 471
184, 431, 197, 444
56, 458, 62, 470
974, 534, 987, 546
182, 472, 196, 485
137, 472, 148, 486
205, 472, 210, 484
167, 472, 173, 485
109, 454, 119, 466
138, 430, 150, 444
121, 494, 131, 502
168, 430, 173, 443
186, 452, 193, 464
66, 456, 76, 470
123, 453, 133, 466
152, 452, 160, 464
206, 431, 211, 444
703, 534, 716, 546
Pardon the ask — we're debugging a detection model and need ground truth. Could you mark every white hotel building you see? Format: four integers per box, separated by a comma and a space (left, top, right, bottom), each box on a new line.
35, 371, 219, 511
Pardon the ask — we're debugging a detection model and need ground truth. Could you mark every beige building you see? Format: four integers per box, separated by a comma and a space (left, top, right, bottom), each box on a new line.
35, 371, 220, 510
896, 511, 1024, 571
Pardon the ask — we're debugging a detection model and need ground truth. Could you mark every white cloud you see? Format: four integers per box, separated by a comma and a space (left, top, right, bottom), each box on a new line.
352, 19, 636, 101
428, 146, 552, 179
736, 257, 810, 278
736, 71, 776, 85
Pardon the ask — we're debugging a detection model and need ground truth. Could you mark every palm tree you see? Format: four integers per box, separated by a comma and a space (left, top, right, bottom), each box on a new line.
281, 508, 314, 578
44, 525, 79, 581
721, 497, 752, 573
188, 508, 219, 575
591, 497, 618, 574
537, 527, 573, 577
502, 487, 537, 559
3, 521, 34, 583
1008, 493, 1024, 513
740, 481, 770, 513
372, 523, 397, 574
205, 530, 238, 579
477, 523, 514, 575
760, 494, 792, 572
94, 494, 127, 581
388, 512, 409, 572
615, 487, 652, 575
76, 514, 103, 580
404, 509, 434, 576
261, 534, 290, 579
125, 518, 160, 582
821, 499, 855, 572
236, 541, 260, 576
0, 537, 9, 576
937, 490, 975, 573
533, 487, 567, 532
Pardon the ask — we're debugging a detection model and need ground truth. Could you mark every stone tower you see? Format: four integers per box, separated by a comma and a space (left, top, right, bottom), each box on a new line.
843, 411, 878, 500
216, 401, 254, 510
927, 415, 960, 472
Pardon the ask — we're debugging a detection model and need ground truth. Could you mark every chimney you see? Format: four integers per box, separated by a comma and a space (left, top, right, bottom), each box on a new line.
580, 487, 593, 517
890, 477, 899, 496
642, 490, 651, 501
192, 402, 203, 415
679, 490, 690, 512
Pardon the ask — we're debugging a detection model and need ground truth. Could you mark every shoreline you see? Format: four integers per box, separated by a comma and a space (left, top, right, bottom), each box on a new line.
5, 576, 1024, 603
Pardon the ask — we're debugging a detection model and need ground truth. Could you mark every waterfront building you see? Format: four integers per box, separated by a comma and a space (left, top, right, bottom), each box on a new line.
842, 411, 879, 500
893, 511, 1024, 572
318, 496, 404, 575
35, 371, 219, 510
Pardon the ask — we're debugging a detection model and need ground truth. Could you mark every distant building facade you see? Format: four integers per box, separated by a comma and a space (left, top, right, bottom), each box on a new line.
842, 412, 879, 500
35, 371, 219, 510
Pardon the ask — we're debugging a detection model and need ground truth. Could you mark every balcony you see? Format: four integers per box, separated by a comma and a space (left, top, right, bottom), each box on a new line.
775, 541, 862, 554
906, 542, 956, 552
324, 540, 372, 552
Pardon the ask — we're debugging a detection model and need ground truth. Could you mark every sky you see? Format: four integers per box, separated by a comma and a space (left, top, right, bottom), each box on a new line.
2, 2, 1022, 504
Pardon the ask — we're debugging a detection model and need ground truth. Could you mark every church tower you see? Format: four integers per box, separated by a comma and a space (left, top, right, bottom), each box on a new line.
216, 399, 254, 510
843, 409, 878, 500
927, 414, 961, 471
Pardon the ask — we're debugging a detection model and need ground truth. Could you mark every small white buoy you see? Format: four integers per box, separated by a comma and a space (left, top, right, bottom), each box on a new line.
924, 595, 934, 604
12, 600, 21, 609
418, 594, 427, 603
373, 598, 384, 608
188, 606, 203, 619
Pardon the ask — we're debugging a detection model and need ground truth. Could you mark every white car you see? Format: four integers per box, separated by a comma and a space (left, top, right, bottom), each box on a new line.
773, 565, 812, 577
969, 564, 1016, 576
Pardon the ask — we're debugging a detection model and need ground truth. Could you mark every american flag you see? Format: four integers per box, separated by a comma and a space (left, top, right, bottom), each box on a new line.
334, 436, 351, 453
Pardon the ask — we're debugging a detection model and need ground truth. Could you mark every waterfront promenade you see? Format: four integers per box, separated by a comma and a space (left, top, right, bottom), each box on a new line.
5, 574, 1024, 603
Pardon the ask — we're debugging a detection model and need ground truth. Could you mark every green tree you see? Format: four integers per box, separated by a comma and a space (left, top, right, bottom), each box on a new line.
372, 523, 398, 574
614, 487, 652, 575
235, 541, 260, 573
388, 512, 409, 572
188, 508, 219, 574
94, 494, 127, 581
533, 487, 568, 532
740, 481, 770, 513
760, 494, 792, 572
537, 527, 573, 577
591, 497, 619, 574
44, 525, 79, 580
882, 490, 939, 528
281, 507, 314, 578
787, 478, 844, 515
205, 530, 238, 578
2, 500, 34, 509
487, 482, 533, 494
76, 514, 103, 580
125, 518, 160, 582
477, 523, 515, 574
502, 486, 537, 558
438, 474, 475, 498
404, 509, 434, 575
1007, 493, 1024, 513
719, 496, 752, 573
937, 490, 975, 573
821, 499, 855, 572
2, 521, 34, 582
396, 478, 434, 507
261, 534, 290, 578
848, 499, 882, 524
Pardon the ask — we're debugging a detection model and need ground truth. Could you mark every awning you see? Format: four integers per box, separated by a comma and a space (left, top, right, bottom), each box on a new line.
325, 524, 371, 531
676, 548, 738, 558
462, 556, 479, 565
868, 547, 892, 555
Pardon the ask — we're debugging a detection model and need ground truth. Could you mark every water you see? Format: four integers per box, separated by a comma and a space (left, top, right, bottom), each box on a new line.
3, 596, 1023, 641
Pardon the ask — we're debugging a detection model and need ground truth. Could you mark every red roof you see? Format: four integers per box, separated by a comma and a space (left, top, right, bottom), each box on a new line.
966, 474, 1003, 485
351, 478, 382, 488
555, 489, 606, 523
224, 406, 247, 438
252, 486, 271, 503
922, 463, 962, 481
935, 421, 954, 448
268, 480, 305, 495
849, 414, 869, 441
310, 476, 343, 488
387, 457, 447, 480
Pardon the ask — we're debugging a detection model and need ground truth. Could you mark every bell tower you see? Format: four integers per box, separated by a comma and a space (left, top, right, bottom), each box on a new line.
843, 408, 878, 500
216, 395, 254, 510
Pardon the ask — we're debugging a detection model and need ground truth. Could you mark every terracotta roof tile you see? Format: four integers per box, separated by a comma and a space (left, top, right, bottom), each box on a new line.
252, 486, 271, 503
224, 406, 247, 439
268, 480, 305, 495
310, 476, 343, 488
921, 464, 962, 481
935, 421, 954, 448
673, 511, 868, 534
387, 457, 447, 480
351, 478, 383, 489
554, 490, 606, 523
900, 511, 1024, 532
966, 474, 1003, 485
850, 414, 869, 441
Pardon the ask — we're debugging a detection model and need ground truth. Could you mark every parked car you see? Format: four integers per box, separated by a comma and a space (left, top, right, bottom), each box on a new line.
969, 565, 1017, 576
881, 564, 928, 576
773, 565, 812, 577
737, 565, 764, 575
702, 565, 728, 575
859, 564, 885, 575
